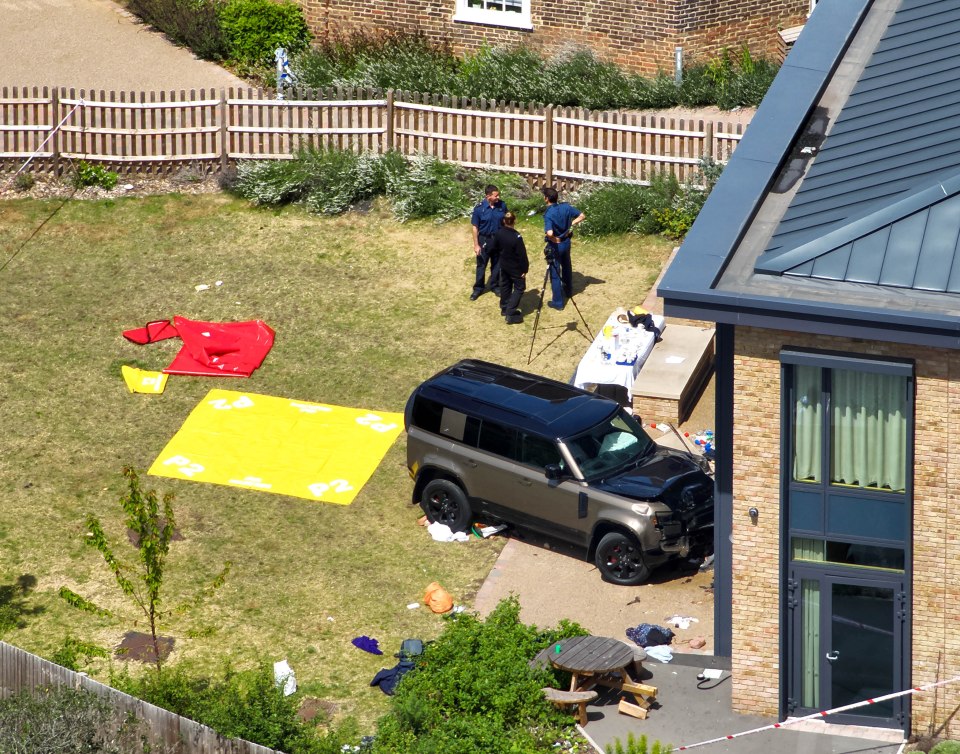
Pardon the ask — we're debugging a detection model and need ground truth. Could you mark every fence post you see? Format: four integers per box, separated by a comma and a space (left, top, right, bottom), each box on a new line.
386, 89, 395, 152
544, 106, 554, 186
219, 88, 228, 173
51, 87, 61, 176
704, 121, 714, 161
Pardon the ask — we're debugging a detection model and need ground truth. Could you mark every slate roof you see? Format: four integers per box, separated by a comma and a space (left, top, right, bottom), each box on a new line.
657, 0, 960, 347
755, 0, 960, 289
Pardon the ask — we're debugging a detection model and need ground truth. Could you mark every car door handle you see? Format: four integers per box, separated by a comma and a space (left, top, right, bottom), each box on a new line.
518, 479, 533, 486
825, 651, 839, 662
466, 460, 478, 468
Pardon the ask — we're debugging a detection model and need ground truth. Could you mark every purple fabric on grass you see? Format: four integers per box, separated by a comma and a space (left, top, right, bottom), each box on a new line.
352, 635, 383, 655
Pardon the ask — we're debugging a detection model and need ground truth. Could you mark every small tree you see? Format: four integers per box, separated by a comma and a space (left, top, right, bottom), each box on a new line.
63, 467, 230, 672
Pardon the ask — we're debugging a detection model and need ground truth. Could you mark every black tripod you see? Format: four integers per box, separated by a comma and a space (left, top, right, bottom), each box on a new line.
527, 244, 594, 365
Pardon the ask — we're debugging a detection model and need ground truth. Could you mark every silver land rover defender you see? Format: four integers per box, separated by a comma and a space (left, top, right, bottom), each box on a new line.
404, 359, 714, 585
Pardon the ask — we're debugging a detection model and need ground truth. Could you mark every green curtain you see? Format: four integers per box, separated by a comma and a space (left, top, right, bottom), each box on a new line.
831, 370, 906, 492
801, 579, 820, 708
793, 365, 822, 482
792, 537, 825, 562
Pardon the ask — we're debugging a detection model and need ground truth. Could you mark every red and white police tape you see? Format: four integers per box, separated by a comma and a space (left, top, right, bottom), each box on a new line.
674, 674, 960, 750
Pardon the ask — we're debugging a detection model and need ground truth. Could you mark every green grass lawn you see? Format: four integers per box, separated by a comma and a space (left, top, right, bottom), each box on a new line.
0, 192, 674, 727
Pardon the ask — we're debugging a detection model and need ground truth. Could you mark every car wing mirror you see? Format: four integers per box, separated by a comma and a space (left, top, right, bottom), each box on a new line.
544, 464, 563, 481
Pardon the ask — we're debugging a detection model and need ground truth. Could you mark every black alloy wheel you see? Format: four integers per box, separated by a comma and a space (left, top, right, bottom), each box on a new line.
420, 479, 472, 533
595, 531, 650, 586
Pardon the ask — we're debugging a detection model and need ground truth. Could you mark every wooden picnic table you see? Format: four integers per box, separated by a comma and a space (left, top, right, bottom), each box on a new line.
549, 635, 637, 692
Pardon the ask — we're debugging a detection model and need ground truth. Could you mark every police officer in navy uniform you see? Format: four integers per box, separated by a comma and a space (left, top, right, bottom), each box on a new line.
542, 186, 585, 310
470, 184, 507, 300
489, 211, 529, 324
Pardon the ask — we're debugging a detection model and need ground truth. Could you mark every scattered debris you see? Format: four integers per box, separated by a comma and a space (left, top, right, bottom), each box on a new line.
423, 582, 454, 614
645, 645, 674, 663
626, 623, 675, 647
273, 659, 297, 696
427, 521, 469, 542
351, 636, 383, 655
665, 615, 699, 630
406, 602, 420, 610
689, 637, 707, 649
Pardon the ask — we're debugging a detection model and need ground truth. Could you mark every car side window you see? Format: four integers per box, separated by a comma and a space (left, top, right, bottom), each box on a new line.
478, 420, 518, 460
520, 433, 561, 469
412, 396, 443, 434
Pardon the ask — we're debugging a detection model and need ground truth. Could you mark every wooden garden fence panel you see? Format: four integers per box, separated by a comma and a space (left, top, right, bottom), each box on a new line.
0, 87, 745, 184
0, 641, 282, 754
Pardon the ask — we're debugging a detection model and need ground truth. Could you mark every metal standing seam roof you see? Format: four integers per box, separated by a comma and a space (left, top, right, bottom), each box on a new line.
755, 0, 960, 291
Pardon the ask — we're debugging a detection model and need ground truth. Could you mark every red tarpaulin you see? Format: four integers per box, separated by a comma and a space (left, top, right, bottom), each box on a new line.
123, 317, 275, 377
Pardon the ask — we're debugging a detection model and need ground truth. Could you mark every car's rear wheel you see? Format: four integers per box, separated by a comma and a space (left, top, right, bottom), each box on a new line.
595, 532, 650, 586
421, 479, 472, 533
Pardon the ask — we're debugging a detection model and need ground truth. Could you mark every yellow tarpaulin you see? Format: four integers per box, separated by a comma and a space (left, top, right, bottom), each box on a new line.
148, 389, 403, 504
122, 366, 168, 394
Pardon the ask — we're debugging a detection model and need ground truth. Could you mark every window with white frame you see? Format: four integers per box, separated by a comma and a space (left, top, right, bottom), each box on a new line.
454, 0, 532, 30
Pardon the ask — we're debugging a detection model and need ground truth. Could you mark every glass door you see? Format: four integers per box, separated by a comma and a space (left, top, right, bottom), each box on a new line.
790, 570, 905, 727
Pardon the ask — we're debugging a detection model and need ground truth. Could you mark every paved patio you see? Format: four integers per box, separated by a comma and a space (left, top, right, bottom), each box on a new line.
579, 653, 905, 754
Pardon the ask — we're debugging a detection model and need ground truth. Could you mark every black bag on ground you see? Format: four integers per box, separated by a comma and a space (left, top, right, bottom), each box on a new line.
626, 623, 675, 648
370, 638, 424, 695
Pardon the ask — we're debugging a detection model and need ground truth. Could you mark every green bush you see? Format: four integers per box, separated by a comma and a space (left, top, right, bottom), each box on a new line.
50, 635, 109, 671
124, 0, 227, 61
291, 31, 777, 110
0, 686, 150, 754
545, 49, 634, 110
577, 181, 649, 237
371, 597, 587, 754
112, 662, 349, 753
387, 153, 470, 223
931, 743, 960, 754
454, 45, 547, 103
13, 172, 35, 192
233, 146, 401, 213
218, 0, 311, 68
72, 161, 119, 190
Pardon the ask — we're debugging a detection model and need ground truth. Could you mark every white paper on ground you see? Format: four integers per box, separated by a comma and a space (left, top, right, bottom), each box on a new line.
273, 659, 297, 696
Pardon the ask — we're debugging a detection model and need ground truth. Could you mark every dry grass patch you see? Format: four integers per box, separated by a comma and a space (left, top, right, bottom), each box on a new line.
0, 193, 674, 727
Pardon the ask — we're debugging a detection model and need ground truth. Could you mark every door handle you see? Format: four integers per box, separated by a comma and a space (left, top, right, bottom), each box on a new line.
466, 460, 478, 468
825, 651, 839, 662
518, 479, 532, 486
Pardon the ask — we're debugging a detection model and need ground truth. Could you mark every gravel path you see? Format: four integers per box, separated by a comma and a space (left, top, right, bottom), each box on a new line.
0, 0, 245, 91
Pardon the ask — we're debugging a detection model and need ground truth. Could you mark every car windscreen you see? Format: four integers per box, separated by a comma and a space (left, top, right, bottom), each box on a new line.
564, 409, 654, 480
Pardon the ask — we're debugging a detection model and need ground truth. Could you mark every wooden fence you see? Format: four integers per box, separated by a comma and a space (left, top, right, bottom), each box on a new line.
0, 86, 745, 185
0, 641, 281, 753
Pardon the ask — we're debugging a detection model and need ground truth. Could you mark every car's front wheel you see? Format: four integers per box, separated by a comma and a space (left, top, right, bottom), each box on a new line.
420, 479, 472, 533
595, 532, 650, 586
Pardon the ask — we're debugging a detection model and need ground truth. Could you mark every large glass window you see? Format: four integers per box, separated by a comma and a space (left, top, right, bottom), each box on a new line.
791, 365, 907, 493
831, 370, 907, 492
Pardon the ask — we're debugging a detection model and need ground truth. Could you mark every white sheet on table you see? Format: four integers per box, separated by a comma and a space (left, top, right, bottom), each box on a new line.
573, 314, 666, 398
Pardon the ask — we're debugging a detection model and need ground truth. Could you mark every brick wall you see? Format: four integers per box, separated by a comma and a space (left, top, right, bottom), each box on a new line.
732, 326, 960, 737
300, 0, 808, 75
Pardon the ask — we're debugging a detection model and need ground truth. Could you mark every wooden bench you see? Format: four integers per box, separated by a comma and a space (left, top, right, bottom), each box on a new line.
542, 687, 598, 726
618, 681, 658, 720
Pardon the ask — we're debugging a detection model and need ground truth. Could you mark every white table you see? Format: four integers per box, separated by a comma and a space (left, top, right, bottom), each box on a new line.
573, 311, 666, 400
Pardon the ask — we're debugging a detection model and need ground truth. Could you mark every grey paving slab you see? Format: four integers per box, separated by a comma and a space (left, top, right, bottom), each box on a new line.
580, 654, 905, 754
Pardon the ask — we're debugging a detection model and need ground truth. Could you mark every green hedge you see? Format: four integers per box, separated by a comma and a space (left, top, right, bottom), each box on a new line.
292, 32, 777, 110
123, 0, 310, 67
370, 597, 588, 754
